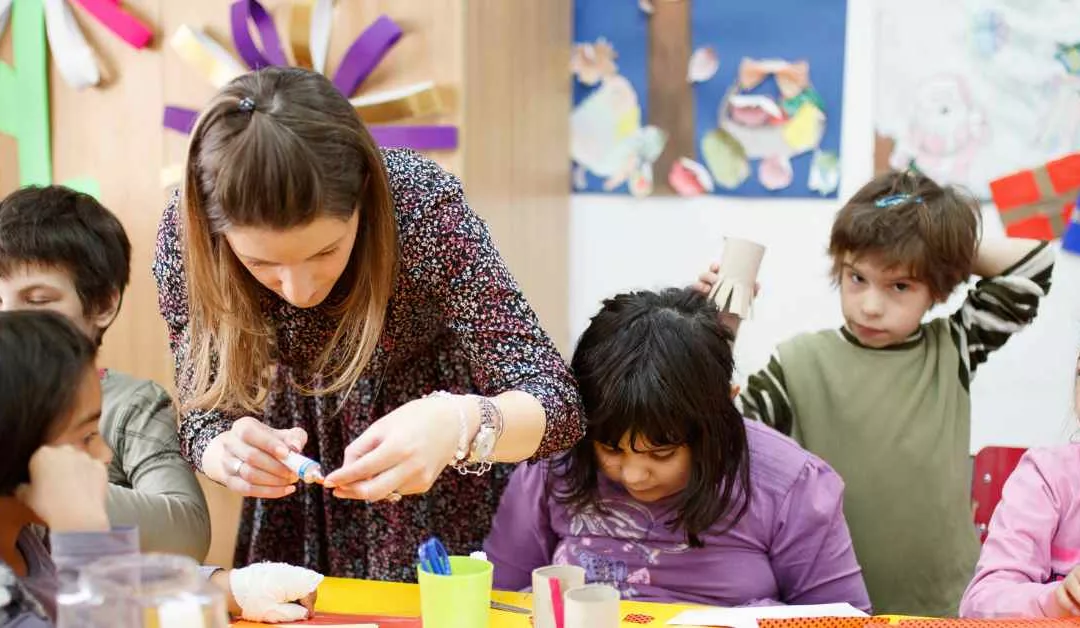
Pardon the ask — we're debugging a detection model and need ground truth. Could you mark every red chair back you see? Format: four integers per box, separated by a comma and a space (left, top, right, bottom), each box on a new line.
972, 446, 1027, 543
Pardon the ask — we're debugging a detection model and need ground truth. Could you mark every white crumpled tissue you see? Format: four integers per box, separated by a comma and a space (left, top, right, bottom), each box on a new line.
230, 562, 324, 623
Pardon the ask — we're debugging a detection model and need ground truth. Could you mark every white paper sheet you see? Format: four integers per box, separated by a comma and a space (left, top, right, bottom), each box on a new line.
666, 603, 868, 627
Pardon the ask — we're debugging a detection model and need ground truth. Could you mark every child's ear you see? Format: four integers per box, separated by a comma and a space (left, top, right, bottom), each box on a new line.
89, 289, 122, 333
730, 384, 741, 400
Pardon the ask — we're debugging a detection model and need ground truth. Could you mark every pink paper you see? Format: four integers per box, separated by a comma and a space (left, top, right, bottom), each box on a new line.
70, 0, 153, 48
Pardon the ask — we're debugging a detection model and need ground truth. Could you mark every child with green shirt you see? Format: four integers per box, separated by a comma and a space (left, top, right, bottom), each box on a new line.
0, 185, 210, 561
696, 171, 1055, 617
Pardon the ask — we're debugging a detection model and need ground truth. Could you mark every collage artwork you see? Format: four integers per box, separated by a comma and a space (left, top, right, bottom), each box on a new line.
572, 0, 1080, 241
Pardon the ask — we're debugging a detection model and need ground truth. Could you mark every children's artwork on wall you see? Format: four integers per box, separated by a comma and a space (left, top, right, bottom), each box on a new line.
690, 0, 847, 198
874, 0, 1080, 199
570, 1, 660, 196
990, 153, 1080, 240
572, 0, 846, 197
161, 0, 459, 186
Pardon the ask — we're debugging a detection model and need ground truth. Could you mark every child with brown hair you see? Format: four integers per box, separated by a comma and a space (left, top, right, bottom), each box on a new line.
697, 170, 1055, 616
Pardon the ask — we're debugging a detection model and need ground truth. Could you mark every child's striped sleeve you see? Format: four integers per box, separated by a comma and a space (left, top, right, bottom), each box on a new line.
740, 354, 796, 436
949, 242, 1055, 386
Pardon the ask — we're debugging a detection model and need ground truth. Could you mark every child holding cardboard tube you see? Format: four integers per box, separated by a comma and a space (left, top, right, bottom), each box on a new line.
695, 170, 1055, 617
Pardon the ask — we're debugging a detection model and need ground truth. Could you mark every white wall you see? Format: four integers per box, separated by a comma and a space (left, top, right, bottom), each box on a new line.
568, 0, 1080, 453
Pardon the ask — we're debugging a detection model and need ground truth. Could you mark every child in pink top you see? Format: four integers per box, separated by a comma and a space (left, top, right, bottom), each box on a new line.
960, 364, 1080, 618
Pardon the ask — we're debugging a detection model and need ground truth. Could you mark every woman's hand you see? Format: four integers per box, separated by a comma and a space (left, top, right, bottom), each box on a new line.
203, 416, 309, 499
16, 445, 110, 533
324, 394, 472, 501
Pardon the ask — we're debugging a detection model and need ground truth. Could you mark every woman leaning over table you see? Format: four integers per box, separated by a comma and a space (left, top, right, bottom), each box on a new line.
153, 66, 584, 580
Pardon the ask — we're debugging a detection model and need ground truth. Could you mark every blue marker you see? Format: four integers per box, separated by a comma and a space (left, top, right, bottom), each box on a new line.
418, 537, 452, 575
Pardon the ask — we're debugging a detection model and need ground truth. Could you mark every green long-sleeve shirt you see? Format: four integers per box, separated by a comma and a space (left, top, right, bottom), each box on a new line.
101, 370, 210, 562
740, 242, 1055, 616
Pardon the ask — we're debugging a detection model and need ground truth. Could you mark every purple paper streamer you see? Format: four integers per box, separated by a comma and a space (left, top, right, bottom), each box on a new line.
369, 125, 458, 150
231, 0, 288, 70
332, 15, 402, 97
162, 104, 457, 152
164, 106, 199, 134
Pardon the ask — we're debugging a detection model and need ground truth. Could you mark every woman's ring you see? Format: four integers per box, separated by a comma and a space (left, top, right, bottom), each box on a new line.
232, 459, 245, 476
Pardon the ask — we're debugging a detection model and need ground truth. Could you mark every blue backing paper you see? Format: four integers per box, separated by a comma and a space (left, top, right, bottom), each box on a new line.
571, 0, 649, 194
691, 0, 848, 198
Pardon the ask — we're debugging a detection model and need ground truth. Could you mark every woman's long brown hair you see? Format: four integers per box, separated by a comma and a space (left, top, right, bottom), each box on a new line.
180, 66, 398, 415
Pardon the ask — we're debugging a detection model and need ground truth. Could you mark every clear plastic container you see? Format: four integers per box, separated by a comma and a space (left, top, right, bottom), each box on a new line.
57, 554, 227, 628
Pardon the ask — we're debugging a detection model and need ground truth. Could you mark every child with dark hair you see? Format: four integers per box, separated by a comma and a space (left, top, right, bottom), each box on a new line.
0, 185, 209, 561
484, 288, 870, 610
697, 170, 1055, 616
0, 310, 320, 627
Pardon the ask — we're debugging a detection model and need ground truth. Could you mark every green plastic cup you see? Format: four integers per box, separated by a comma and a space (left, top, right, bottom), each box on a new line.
417, 556, 493, 628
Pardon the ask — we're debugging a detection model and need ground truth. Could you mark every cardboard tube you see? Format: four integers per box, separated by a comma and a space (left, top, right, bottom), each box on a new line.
531, 566, 585, 628
708, 237, 765, 319
563, 584, 620, 628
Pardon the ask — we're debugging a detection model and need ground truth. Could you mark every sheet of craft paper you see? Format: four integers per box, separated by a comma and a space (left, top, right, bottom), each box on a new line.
570, 0, 649, 195
691, 0, 847, 198
875, 0, 1080, 199
231, 611, 420, 627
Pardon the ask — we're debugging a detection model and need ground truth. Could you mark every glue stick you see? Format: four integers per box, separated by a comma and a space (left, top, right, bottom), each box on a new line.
283, 451, 324, 484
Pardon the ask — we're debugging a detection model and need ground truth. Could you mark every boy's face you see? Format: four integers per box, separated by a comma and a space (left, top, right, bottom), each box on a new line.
0, 264, 113, 339
839, 253, 934, 348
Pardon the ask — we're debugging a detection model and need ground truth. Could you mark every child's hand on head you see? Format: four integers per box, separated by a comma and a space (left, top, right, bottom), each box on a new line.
694, 263, 722, 295
695, 262, 759, 335
1055, 566, 1080, 615
214, 562, 323, 623
694, 263, 760, 299
15, 445, 109, 533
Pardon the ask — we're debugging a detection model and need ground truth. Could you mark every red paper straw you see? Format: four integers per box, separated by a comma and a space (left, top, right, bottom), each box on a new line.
549, 578, 564, 628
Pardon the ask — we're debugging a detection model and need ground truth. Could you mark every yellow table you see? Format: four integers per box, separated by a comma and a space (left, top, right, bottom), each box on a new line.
312, 576, 698, 626
236, 577, 924, 627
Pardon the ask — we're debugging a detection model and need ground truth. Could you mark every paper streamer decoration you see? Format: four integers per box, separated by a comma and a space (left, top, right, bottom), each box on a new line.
0, 0, 101, 193
990, 153, 1080, 240
70, 0, 152, 48
170, 25, 247, 89
0, 0, 51, 185
707, 237, 765, 320
0, 0, 152, 90
288, 0, 334, 71
43, 0, 101, 89
332, 14, 402, 97
231, 0, 288, 69
349, 81, 443, 124
162, 0, 457, 182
